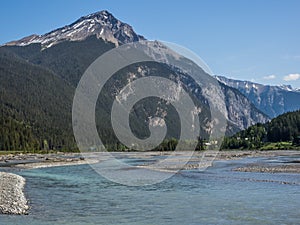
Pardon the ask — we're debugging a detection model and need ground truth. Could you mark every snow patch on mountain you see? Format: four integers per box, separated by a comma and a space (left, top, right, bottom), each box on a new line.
5, 10, 145, 49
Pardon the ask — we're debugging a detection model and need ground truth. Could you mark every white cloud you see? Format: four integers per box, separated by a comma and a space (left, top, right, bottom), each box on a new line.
263, 75, 276, 80
283, 73, 300, 81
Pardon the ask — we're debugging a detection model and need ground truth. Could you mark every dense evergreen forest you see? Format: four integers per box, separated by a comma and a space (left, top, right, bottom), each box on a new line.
221, 110, 300, 150
0, 49, 77, 152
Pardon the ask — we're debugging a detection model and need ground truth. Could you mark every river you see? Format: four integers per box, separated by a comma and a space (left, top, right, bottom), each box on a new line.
0, 155, 299, 224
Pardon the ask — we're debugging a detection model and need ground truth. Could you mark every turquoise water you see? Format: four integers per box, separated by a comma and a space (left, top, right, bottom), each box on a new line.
0, 156, 300, 225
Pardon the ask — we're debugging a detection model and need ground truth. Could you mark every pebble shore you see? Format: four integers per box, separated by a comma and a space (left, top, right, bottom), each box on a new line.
0, 153, 98, 215
0, 153, 98, 169
233, 164, 300, 173
0, 172, 28, 215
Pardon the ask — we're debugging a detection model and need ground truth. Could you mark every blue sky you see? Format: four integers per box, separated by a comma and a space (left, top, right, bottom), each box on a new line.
1, 0, 300, 87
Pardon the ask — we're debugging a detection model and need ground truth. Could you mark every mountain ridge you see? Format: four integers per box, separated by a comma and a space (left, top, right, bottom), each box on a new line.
216, 75, 300, 118
216, 75, 300, 92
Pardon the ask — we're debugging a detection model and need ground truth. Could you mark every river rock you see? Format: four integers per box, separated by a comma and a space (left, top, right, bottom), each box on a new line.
0, 172, 29, 214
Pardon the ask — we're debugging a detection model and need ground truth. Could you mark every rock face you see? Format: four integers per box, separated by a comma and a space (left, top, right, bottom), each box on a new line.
216, 75, 300, 118
5, 10, 145, 48
138, 41, 270, 132
0, 172, 29, 215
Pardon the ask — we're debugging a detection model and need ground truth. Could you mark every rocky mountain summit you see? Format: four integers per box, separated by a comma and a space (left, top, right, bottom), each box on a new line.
5, 10, 145, 48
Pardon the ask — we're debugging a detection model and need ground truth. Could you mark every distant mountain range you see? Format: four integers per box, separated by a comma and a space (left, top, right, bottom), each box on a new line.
216, 76, 300, 118
0, 10, 288, 151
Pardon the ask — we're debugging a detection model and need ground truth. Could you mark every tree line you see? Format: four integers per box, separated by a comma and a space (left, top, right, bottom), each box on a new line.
221, 110, 300, 150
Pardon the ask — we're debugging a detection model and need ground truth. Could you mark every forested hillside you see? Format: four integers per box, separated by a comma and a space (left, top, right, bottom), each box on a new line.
0, 48, 76, 151
222, 110, 300, 150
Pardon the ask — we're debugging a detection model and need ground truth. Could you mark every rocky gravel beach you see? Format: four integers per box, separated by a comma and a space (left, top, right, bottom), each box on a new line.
0, 153, 99, 215
233, 164, 300, 173
0, 153, 98, 169
0, 172, 28, 215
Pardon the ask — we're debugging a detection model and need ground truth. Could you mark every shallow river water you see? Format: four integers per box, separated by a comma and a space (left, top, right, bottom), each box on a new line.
0, 155, 299, 225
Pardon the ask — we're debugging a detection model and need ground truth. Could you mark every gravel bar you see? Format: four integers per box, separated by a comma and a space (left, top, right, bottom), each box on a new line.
0, 172, 29, 214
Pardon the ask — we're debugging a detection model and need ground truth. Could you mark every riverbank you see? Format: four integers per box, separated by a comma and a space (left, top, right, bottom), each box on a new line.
0, 172, 28, 215
0, 150, 210, 210
195, 150, 300, 172
0, 153, 99, 215
0, 153, 99, 169
0, 150, 299, 171
217, 150, 300, 174
233, 164, 300, 173
117, 150, 300, 171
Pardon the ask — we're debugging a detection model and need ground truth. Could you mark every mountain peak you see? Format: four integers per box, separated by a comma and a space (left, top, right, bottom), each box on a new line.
278, 84, 294, 92
5, 10, 145, 49
85, 10, 112, 18
76, 10, 116, 25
